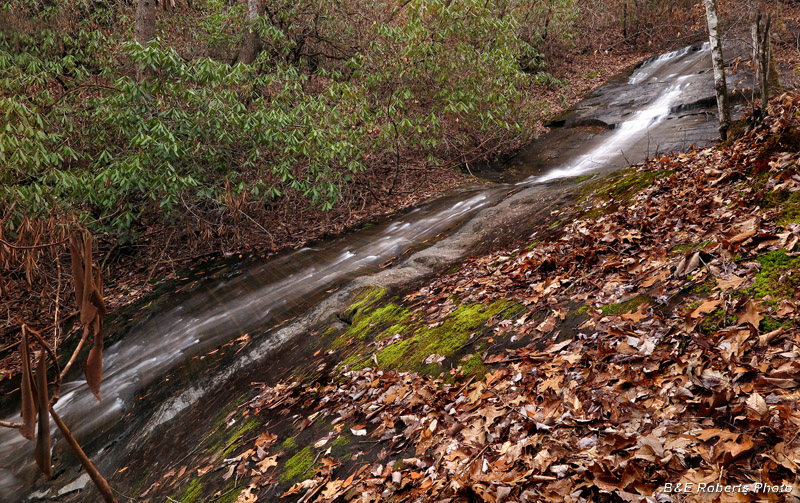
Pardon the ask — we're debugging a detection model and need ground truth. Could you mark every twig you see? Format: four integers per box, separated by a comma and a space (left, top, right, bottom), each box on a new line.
45, 83, 121, 111
0, 237, 69, 250
50, 405, 118, 503
299, 450, 324, 479
0, 419, 22, 428
53, 256, 61, 350
0, 201, 16, 227
562, 267, 601, 294
237, 207, 275, 243
60, 328, 89, 382
146, 230, 176, 284
22, 325, 60, 377
100, 242, 118, 275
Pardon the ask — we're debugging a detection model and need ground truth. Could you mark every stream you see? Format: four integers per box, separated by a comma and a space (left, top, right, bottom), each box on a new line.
1, 42, 738, 501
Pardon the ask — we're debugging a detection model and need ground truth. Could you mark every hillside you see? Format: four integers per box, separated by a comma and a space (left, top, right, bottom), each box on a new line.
3, 1, 800, 502
110, 91, 800, 503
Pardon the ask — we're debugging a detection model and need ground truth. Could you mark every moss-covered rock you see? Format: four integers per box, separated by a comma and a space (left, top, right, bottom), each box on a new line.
581, 168, 675, 204
347, 302, 412, 340
459, 352, 488, 379
340, 286, 387, 324
211, 415, 261, 458
281, 446, 318, 484
372, 299, 516, 373
748, 250, 800, 305
760, 190, 800, 225
173, 478, 203, 503
601, 295, 650, 316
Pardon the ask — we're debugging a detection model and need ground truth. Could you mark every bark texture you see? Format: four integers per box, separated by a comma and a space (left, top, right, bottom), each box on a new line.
135, 0, 156, 47
236, 0, 262, 65
135, 0, 156, 80
704, 0, 730, 140
749, 0, 780, 111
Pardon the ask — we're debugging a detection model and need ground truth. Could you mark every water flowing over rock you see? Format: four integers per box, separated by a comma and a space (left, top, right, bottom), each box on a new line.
0, 43, 746, 501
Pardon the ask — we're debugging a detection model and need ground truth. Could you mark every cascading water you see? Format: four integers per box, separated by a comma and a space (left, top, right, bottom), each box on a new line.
0, 190, 500, 499
522, 42, 711, 184
0, 43, 721, 501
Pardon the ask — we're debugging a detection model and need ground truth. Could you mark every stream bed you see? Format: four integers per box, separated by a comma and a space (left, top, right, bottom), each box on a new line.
1, 42, 744, 502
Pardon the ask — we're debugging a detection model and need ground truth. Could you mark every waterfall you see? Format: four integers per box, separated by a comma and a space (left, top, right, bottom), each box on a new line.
522, 42, 710, 185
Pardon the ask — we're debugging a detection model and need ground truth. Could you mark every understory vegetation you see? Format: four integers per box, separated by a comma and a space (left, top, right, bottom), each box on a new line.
2, 0, 568, 243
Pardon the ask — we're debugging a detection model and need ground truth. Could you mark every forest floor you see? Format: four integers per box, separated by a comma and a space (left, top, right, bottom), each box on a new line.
137, 90, 800, 503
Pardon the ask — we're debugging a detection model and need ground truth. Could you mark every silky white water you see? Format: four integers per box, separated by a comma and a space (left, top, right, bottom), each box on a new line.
522, 42, 711, 185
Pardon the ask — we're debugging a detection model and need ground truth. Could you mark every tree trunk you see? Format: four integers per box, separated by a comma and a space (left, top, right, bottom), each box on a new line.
135, 0, 156, 46
749, 0, 764, 67
135, 0, 156, 79
236, 0, 262, 65
757, 14, 771, 111
703, 0, 730, 140
749, 0, 780, 112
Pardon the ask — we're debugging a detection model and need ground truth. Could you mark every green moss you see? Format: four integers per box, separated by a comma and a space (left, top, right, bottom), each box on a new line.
347, 302, 412, 340
215, 482, 244, 503
760, 190, 800, 225
601, 295, 650, 316
281, 446, 317, 484
525, 240, 540, 251
341, 286, 387, 324
576, 305, 592, 315
322, 326, 339, 337
748, 250, 800, 305
282, 436, 298, 450
174, 478, 203, 503
579, 205, 611, 221
215, 416, 260, 458
572, 174, 596, 183
583, 168, 674, 204
331, 434, 352, 449
460, 353, 488, 379
685, 300, 702, 312
329, 334, 349, 350
760, 315, 794, 333
338, 352, 368, 370
699, 308, 737, 335
373, 299, 516, 372
692, 278, 716, 294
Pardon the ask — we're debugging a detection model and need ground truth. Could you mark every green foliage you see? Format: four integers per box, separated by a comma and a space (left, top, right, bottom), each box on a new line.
1, 0, 574, 245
